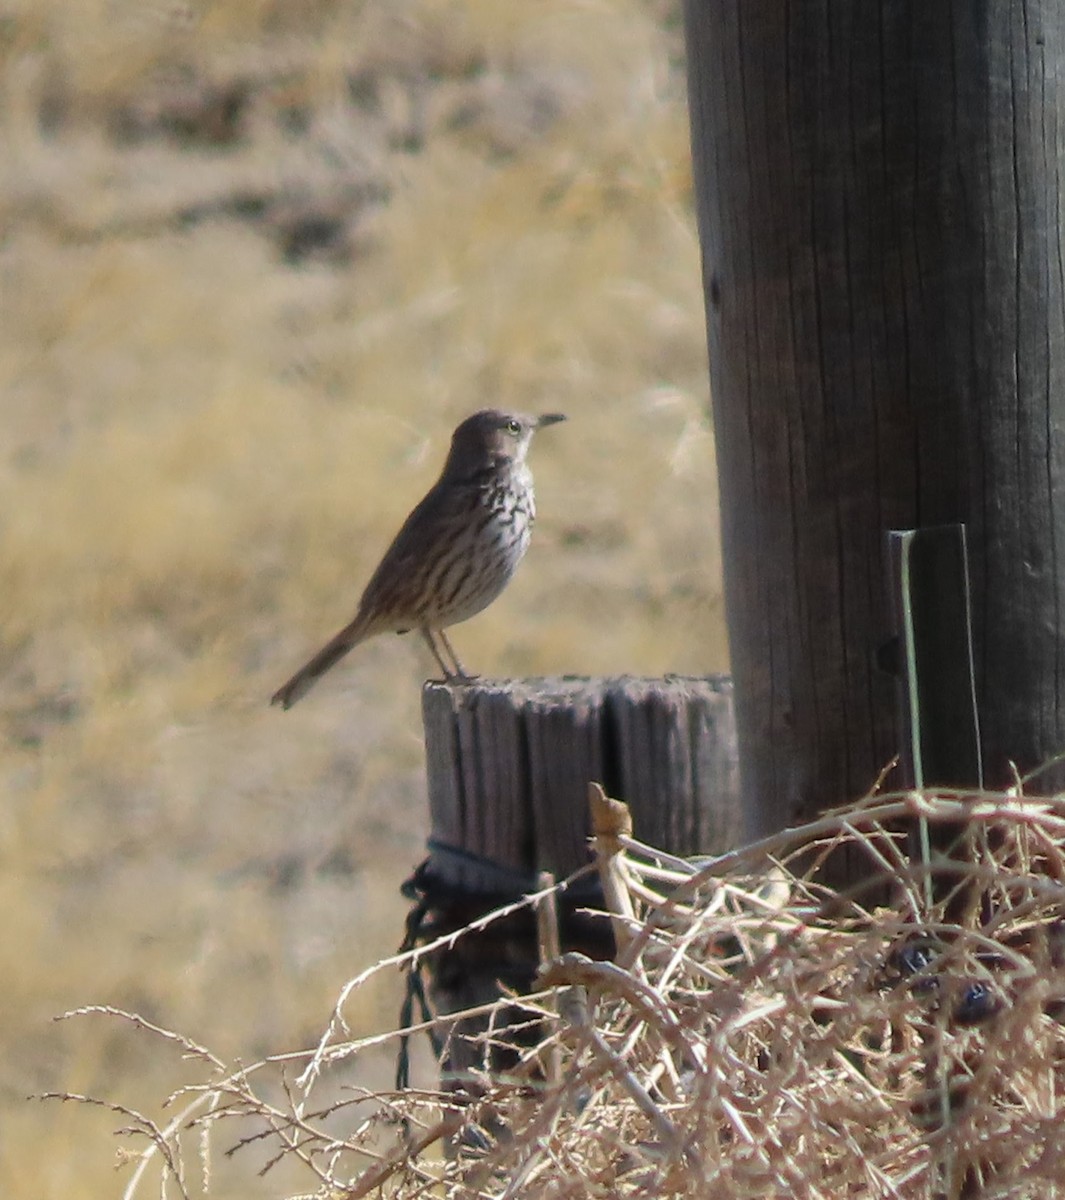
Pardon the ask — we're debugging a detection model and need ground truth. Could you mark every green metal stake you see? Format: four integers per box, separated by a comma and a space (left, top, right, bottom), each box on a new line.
885, 525, 983, 908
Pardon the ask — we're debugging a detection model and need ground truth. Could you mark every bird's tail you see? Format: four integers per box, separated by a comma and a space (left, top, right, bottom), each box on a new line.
271, 617, 368, 709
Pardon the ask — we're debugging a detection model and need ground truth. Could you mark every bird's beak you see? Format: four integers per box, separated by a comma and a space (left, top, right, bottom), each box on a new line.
537, 413, 567, 428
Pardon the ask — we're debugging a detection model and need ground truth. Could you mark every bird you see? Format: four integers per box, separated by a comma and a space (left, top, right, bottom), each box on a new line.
271, 408, 566, 709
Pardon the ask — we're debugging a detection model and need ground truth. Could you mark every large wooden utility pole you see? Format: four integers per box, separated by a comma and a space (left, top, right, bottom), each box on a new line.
684, 4, 1065, 846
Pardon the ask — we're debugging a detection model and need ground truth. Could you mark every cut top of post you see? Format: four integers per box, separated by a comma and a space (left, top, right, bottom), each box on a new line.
421, 675, 738, 896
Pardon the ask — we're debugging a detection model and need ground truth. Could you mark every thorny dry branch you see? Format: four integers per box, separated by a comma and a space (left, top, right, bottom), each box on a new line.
43, 786, 1065, 1199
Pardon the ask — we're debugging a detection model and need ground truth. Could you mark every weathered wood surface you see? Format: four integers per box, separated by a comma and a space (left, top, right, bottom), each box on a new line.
421, 675, 740, 893
684, 2, 1065, 867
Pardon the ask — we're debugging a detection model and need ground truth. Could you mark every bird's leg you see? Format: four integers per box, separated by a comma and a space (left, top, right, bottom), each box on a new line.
437, 628, 478, 682
420, 628, 455, 680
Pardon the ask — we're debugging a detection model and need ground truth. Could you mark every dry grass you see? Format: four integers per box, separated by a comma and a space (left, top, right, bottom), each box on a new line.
0, 2, 721, 1196
52, 787, 1065, 1198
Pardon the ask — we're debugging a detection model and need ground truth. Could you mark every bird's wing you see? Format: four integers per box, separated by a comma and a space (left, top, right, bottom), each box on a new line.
354, 477, 483, 628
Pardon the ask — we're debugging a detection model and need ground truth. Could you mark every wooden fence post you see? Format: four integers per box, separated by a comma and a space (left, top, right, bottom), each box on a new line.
407, 675, 738, 1103
683, 0, 1065, 884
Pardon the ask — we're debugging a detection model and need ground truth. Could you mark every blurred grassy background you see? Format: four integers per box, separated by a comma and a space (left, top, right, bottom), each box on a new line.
0, 0, 725, 1195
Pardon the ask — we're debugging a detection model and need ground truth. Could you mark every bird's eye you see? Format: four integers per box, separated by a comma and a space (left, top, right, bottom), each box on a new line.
505, 419, 521, 435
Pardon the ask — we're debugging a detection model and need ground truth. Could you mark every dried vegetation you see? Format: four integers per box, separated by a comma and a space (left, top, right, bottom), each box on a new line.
52, 786, 1065, 1198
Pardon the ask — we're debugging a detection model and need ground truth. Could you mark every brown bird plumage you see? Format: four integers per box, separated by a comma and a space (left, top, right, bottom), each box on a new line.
271, 409, 565, 709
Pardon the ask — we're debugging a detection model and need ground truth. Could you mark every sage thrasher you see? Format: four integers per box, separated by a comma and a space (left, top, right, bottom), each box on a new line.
271, 408, 566, 708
